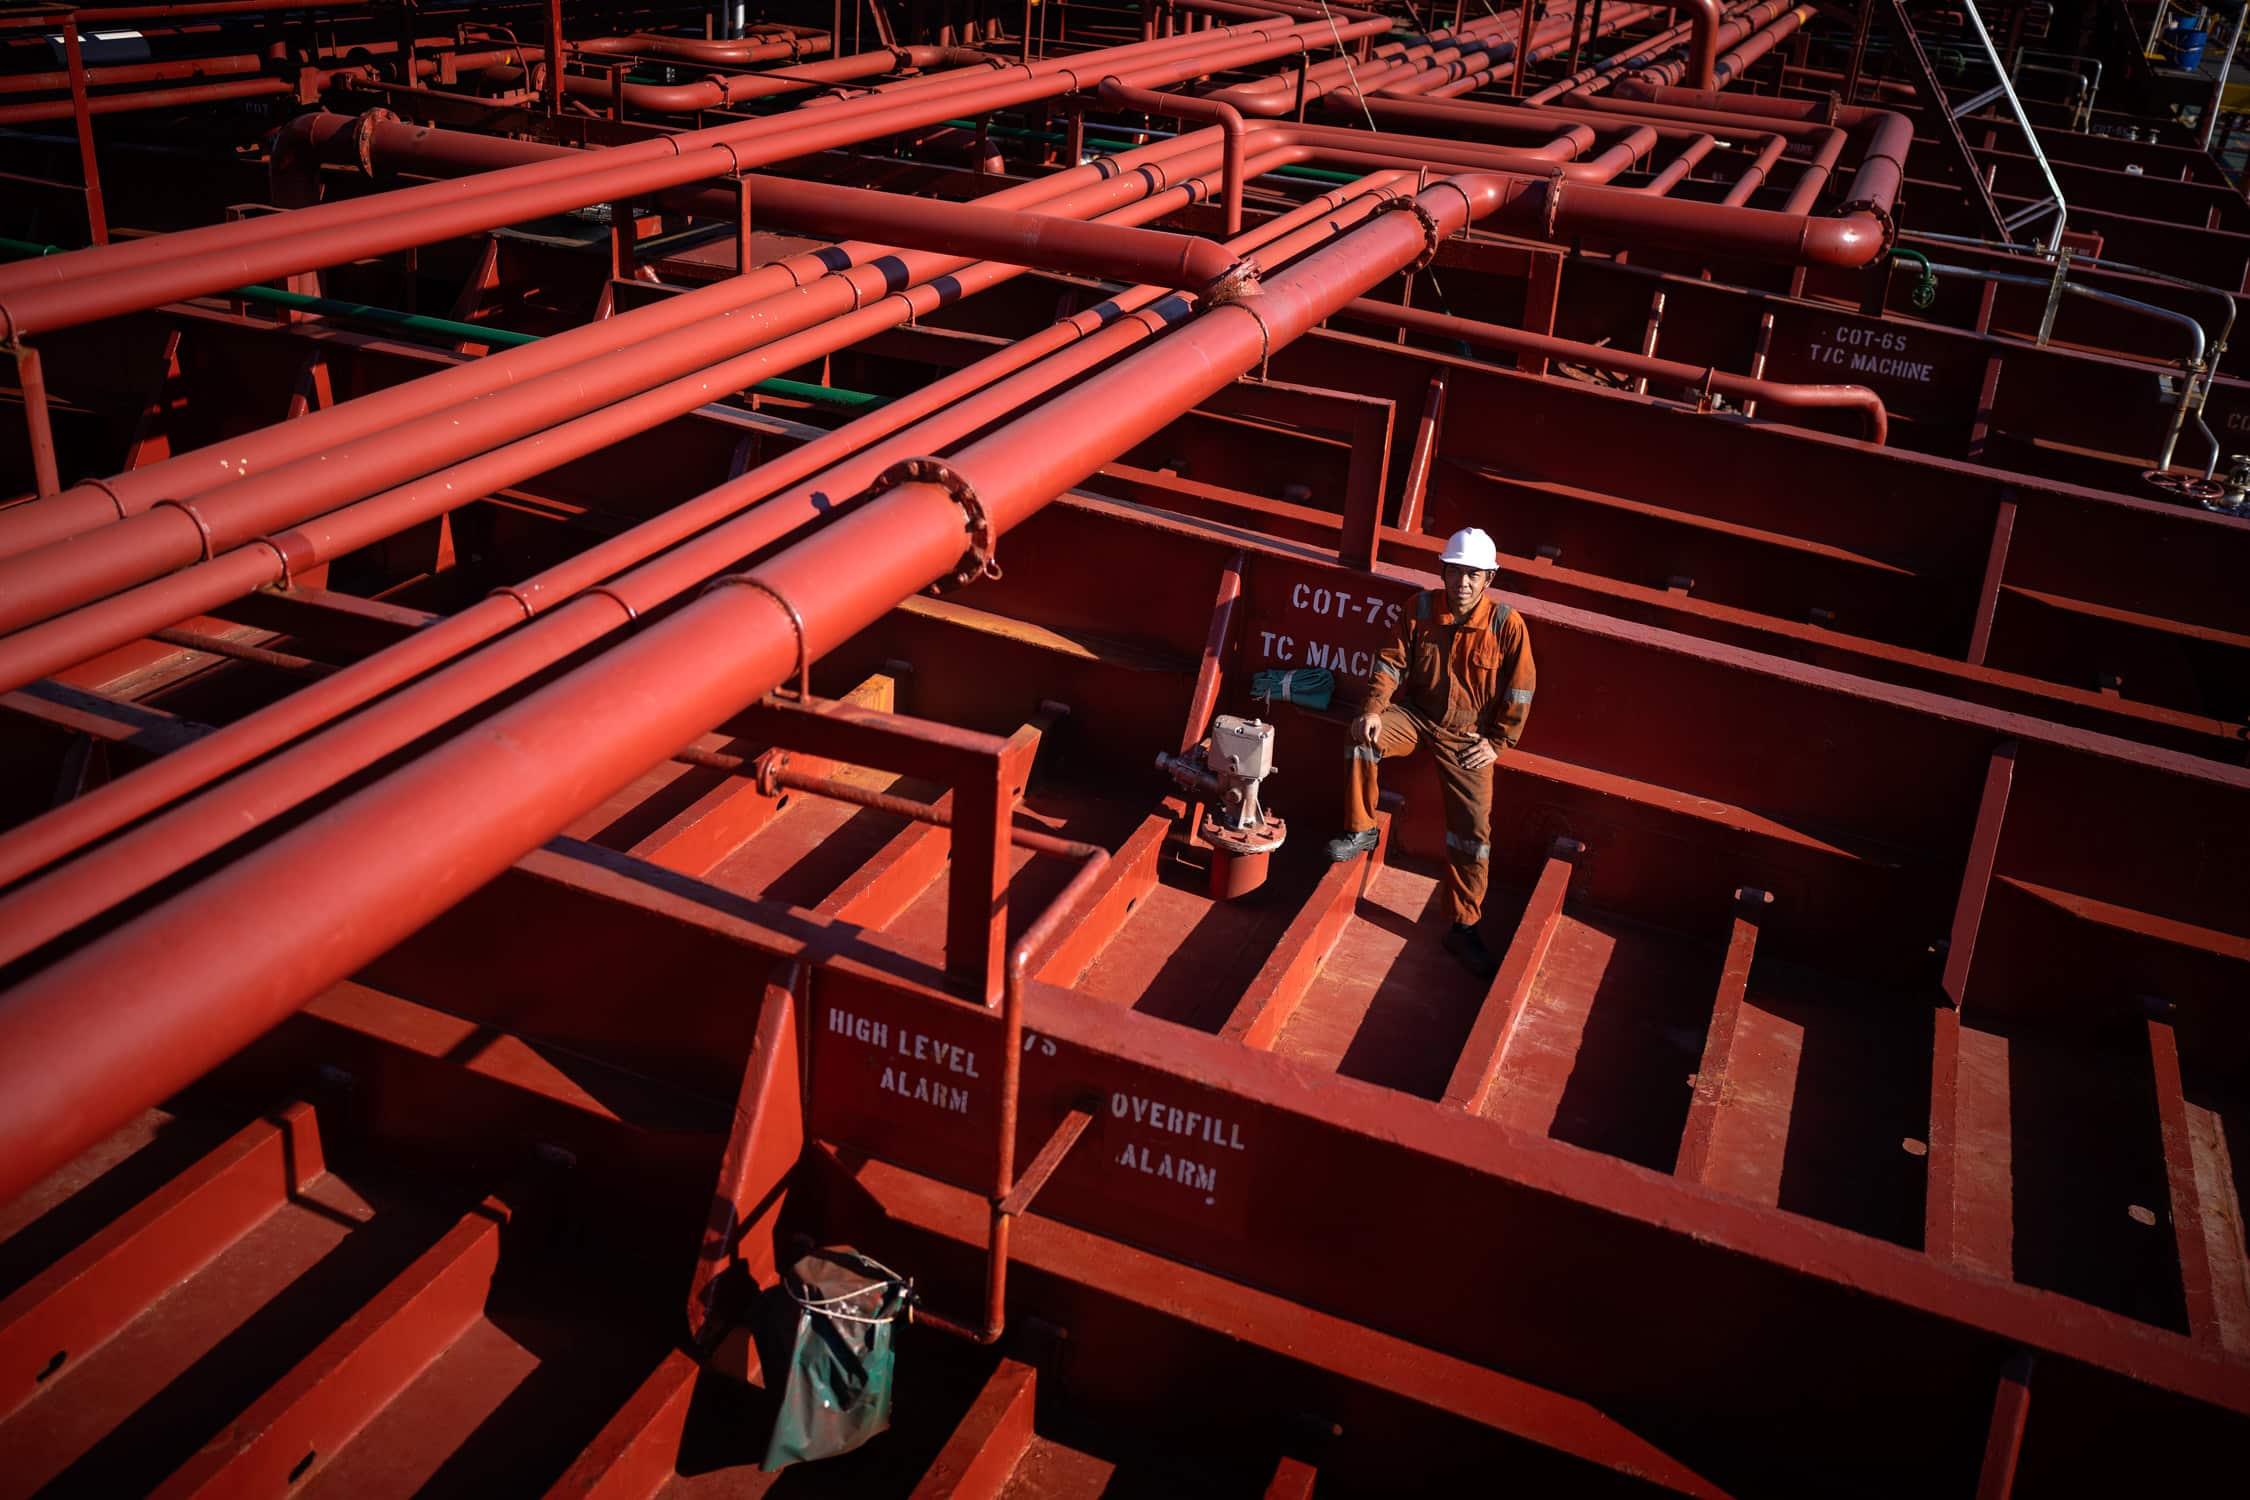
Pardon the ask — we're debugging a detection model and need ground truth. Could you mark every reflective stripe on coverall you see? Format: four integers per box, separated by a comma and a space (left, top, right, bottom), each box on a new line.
1344, 589, 1536, 925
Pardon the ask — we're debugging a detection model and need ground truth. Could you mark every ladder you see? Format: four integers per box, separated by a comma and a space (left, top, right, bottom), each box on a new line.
1850, 0, 2070, 250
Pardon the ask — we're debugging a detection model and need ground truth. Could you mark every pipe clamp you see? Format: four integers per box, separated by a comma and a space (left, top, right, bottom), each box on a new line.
702, 573, 812, 701
253, 529, 319, 589
152, 498, 218, 562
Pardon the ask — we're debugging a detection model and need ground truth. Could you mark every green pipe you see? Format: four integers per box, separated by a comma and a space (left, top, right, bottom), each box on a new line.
0, 236, 884, 411
1890, 248, 1939, 311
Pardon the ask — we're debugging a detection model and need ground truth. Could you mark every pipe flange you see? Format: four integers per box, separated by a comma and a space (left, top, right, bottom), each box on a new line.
753, 747, 791, 797
1373, 195, 1442, 272
1199, 258, 1262, 307
351, 107, 398, 178
1841, 197, 1898, 256
1541, 168, 1568, 242
868, 456, 1001, 589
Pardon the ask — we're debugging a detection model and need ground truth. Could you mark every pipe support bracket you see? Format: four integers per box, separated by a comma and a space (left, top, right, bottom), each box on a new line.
702, 572, 812, 701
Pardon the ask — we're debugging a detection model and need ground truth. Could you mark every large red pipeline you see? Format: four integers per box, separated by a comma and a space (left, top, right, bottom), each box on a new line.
0, 14, 1390, 338
0, 115, 1908, 654
0, 132, 1431, 672
0, 171, 1495, 1208
0, 75, 295, 123
0, 170, 1251, 649
0, 106, 1905, 653
0, 25, 1385, 552
0, 131, 1449, 688
573, 30, 832, 65
0, 175, 1412, 918
485, 42, 980, 115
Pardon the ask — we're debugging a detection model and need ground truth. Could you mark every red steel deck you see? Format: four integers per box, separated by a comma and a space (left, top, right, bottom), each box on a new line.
0, 1, 2246, 1494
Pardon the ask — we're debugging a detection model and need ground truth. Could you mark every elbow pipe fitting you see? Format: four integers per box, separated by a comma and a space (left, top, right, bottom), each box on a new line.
1681, 0, 1723, 90
1098, 77, 1249, 235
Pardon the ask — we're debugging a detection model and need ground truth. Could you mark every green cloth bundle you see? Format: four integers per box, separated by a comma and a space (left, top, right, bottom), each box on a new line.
1250, 666, 1335, 711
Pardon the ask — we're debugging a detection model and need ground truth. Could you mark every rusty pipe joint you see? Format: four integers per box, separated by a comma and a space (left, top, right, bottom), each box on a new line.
863, 457, 1002, 590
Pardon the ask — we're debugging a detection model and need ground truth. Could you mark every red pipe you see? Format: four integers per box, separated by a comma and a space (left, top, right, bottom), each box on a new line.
0, 14, 1390, 337
0, 175, 1243, 643
0, 170, 1494, 1212
0, 51, 267, 93
1205, 11, 1519, 114
0, 183, 1390, 967
0, 108, 1573, 571
1619, 0, 1798, 89
1344, 297, 1888, 441
0, 25, 1384, 550
484, 42, 962, 114
572, 31, 832, 65
0, 75, 295, 124
1679, 0, 1722, 88
0, 134, 1425, 686
1528, 10, 1702, 102
0, 102, 1904, 619
0, 22, 1325, 301
1409, 3, 1659, 98
1100, 77, 1247, 235
0, 175, 1409, 913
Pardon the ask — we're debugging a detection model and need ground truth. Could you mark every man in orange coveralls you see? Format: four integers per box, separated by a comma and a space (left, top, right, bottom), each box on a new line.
1325, 527, 1536, 979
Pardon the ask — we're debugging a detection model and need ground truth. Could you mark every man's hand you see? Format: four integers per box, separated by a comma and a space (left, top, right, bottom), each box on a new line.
1460, 737, 1499, 771
1354, 713, 1382, 747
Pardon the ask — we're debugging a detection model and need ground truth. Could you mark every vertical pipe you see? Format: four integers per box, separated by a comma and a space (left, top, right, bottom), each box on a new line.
13, 343, 62, 498
1564, 0, 1591, 76
735, 177, 752, 277
59, 19, 109, 245
2202, 5, 2246, 152
544, 0, 564, 116
1514, 0, 1536, 95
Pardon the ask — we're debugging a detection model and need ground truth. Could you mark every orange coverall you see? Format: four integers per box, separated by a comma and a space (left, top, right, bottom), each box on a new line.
1344, 589, 1536, 925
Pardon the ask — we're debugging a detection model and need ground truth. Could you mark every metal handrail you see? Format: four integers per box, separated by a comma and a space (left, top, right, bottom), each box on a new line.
1914, 255, 2220, 476
1957, 0, 2069, 253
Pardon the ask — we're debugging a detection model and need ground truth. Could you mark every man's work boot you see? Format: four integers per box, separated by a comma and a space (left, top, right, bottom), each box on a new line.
1325, 828, 1379, 862
1443, 922, 1498, 980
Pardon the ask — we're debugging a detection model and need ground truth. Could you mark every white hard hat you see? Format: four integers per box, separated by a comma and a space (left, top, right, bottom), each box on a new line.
1439, 526, 1498, 571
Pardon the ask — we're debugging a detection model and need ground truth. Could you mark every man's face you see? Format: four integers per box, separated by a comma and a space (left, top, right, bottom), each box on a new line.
1442, 563, 1494, 615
